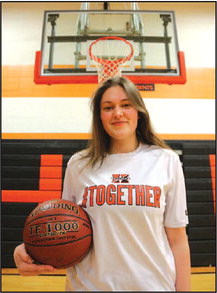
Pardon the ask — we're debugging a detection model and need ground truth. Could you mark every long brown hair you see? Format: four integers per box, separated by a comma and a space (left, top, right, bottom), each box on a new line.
82, 77, 169, 167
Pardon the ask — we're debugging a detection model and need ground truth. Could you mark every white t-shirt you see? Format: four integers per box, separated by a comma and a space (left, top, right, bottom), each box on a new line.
62, 143, 188, 291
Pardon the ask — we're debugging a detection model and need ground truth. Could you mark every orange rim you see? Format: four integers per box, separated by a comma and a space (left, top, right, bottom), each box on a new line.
89, 36, 134, 65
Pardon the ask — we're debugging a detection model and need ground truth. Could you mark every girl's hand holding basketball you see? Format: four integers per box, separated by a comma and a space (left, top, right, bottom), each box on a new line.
13, 243, 56, 276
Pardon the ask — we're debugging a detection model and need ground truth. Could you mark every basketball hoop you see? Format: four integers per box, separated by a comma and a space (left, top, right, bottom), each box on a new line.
89, 36, 134, 83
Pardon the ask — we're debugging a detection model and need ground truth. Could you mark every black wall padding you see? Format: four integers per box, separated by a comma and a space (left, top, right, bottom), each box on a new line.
185, 178, 212, 190
188, 227, 215, 240
189, 215, 215, 227
2, 228, 24, 241
3, 202, 38, 215
2, 202, 38, 267
182, 141, 215, 268
187, 190, 213, 202
2, 154, 41, 166
190, 240, 215, 253
184, 166, 212, 178
1, 139, 215, 268
2, 178, 39, 190
2, 166, 40, 178
188, 202, 214, 214
182, 143, 215, 154
191, 254, 215, 267
2, 215, 27, 228
2, 140, 88, 155
183, 155, 211, 166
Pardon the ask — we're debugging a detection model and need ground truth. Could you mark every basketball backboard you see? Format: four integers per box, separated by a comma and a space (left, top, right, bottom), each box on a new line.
34, 2, 186, 85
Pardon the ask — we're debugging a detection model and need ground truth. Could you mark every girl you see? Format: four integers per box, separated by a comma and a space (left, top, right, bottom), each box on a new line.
14, 77, 191, 291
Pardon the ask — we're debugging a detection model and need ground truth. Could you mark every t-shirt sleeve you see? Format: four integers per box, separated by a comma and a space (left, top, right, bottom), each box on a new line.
164, 153, 189, 228
61, 162, 76, 203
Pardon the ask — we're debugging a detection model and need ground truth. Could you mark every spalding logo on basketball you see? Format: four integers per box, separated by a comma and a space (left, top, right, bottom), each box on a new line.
23, 199, 93, 269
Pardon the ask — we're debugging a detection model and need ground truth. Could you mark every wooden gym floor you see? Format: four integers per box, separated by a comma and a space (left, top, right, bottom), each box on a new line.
1, 267, 216, 291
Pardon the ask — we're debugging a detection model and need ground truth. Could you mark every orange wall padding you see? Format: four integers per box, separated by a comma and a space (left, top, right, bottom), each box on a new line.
2, 154, 63, 203
2, 65, 215, 99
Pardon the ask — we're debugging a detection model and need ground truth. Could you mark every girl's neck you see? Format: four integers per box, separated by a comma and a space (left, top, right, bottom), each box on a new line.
109, 137, 139, 154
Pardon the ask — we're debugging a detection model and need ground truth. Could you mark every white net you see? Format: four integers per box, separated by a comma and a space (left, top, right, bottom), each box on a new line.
89, 37, 134, 83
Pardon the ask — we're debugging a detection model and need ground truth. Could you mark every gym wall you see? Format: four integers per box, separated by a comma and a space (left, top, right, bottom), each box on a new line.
2, 2, 215, 268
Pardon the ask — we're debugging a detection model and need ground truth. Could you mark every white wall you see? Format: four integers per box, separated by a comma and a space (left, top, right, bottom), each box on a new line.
2, 97, 215, 135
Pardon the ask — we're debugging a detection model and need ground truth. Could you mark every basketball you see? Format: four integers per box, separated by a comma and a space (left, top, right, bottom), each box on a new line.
23, 199, 93, 269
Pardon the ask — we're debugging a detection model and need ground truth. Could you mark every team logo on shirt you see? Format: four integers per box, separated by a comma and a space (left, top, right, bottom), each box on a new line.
111, 174, 130, 183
